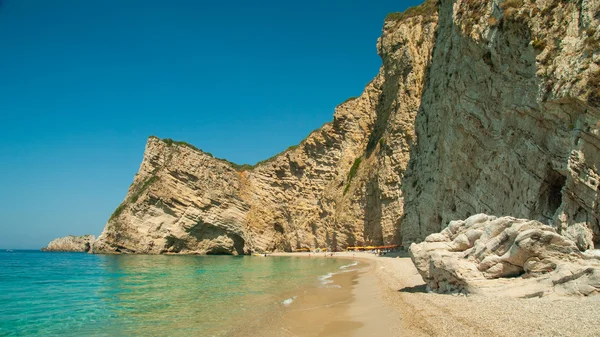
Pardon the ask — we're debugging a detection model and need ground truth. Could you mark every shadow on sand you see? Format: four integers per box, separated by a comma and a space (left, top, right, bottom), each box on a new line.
397, 284, 428, 293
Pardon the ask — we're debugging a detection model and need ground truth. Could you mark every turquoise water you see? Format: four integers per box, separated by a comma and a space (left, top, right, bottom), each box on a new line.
0, 251, 350, 336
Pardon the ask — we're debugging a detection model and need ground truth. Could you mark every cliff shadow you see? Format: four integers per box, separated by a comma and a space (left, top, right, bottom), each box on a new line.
363, 177, 384, 245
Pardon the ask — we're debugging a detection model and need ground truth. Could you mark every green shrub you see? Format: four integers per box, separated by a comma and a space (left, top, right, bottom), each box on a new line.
161, 138, 202, 153
228, 163, 254, 171
347, 157, 362, 182
109, 203, 127, 221
343, 183, 351, 195
253, 145, 300, 168
343, 157, 362, 195
109, 175, 159, 220
130, 176, 159, 203
385, 0, 437, 22
151, 136, 306, 172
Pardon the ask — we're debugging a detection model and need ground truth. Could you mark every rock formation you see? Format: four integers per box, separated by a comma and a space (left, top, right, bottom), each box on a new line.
93, 0, 600, 255
400, 0, 600, 249
409, 214, 600, 297
42, 235, 96, 252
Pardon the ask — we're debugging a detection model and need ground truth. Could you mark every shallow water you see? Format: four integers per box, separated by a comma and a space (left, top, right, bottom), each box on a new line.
0, 251, 351, 336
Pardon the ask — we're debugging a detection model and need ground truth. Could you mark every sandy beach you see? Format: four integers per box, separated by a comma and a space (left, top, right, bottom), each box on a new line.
269, 251, 600, 337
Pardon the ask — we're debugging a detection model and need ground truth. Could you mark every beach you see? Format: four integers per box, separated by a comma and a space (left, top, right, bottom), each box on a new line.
269, 251, 600, 337
4, 250, 599, 336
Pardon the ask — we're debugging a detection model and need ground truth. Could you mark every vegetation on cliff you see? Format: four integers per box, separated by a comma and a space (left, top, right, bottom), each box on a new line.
385, 0, 437, 23
150, 132, 307, 172
109, 175, 159, 221
150, 136, 203, 153
344, 157, 362, 195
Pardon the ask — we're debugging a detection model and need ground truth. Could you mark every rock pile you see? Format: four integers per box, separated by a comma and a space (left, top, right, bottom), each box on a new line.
409, 214, 600, 297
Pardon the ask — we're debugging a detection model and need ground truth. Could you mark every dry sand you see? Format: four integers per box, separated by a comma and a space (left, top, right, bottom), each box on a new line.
271, 251, 600, 336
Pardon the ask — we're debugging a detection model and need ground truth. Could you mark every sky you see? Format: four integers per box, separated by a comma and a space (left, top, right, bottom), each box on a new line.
0, 0, 422, 249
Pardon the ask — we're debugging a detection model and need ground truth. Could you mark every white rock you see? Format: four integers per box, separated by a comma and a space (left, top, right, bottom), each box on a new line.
410, 215, 600, 297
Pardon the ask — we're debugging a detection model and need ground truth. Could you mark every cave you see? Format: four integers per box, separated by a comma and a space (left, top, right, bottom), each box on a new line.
538, 169, 566, 221
206, 246, 235, 255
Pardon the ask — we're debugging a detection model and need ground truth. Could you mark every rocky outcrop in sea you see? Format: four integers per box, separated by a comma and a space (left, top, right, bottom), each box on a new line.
42, 235, 96, 252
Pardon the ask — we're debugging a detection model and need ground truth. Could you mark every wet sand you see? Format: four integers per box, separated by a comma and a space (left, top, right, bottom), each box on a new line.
270, 251, 600, 336
267, 252, 402, 337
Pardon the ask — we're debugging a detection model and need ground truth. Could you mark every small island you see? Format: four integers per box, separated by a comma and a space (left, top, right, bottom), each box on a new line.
41, 235, 96, 252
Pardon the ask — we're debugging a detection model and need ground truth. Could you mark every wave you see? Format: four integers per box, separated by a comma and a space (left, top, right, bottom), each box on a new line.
282, 296, 297, 306
317, 260, 360, 286
318, 272, 334, 285
339, 261, 358, 269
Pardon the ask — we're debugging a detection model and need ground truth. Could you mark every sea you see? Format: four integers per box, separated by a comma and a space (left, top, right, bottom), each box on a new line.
0, 250, 356, 336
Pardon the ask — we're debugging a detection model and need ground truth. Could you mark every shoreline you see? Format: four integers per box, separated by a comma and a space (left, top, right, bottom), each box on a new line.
270, 251, 600, 336
269, 251, 403, 337
262, 252, 401, 337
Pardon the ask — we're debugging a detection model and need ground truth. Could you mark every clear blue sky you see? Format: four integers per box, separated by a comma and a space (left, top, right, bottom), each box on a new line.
0, 0, 422, 249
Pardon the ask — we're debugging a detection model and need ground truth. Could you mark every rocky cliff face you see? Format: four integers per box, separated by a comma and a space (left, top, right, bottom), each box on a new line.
92, 139, 248, 254
93, 0, 600, 254
401, 0, 600, 250
42, 235, 95, 252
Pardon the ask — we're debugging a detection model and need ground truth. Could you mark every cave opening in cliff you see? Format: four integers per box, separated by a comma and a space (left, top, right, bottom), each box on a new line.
539, 169, 566, 220
206, 247, 234, 255
206, 235, 245, 255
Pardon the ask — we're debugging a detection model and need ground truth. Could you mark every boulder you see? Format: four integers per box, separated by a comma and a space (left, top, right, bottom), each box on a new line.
409, 214, 600, 297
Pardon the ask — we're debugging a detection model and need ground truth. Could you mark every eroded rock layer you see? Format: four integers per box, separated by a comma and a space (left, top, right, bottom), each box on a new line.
409, 214, 600, 297
93, 0, 600, 254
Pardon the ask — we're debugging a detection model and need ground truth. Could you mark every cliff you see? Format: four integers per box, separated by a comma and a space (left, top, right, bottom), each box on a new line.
93, 0, 600, 254
42, 235, 96, 252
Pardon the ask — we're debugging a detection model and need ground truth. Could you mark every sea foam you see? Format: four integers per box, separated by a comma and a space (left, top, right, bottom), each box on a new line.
339, 261, 358, 269
282, 296, 297, 305
317, 260, 360, 286
318, 272, 335, 285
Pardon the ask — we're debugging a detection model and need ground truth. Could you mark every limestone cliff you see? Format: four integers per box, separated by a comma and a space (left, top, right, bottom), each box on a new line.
92, 139, 248, 254
93, 0, 600, 254
401, 0, 600, 248
42, 235, 95, 252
